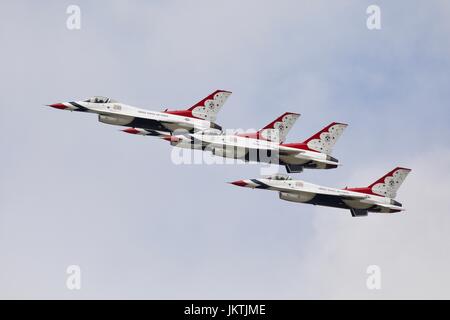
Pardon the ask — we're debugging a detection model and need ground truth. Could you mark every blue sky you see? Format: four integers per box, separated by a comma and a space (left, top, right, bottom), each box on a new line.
1, 0, 450, 299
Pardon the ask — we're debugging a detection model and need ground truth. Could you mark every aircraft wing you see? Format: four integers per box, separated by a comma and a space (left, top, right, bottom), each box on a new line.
98, 109, 175, 132
278, 148, 306, 155
262, 182, 368, 200
278, 148, 341, 166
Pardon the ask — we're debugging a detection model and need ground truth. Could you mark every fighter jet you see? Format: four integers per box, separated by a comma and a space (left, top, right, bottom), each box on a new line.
230, 167, 411, 217
164, 114, 347, 173
47, 90, 232, 136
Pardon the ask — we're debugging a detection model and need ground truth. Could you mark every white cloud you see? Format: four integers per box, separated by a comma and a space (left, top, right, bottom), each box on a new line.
297, 148, 450, 299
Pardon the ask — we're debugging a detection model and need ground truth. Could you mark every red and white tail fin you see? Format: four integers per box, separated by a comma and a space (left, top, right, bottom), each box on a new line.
164, 90, 232, 122
348, 167, 412, 198
258, 112, 300, 143
367, 167, 411, 198
187, 90, 231, 122
303, 122, 348, 155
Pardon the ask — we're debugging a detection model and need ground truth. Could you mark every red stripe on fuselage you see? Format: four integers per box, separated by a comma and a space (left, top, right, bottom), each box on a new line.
343, 187, 378, 196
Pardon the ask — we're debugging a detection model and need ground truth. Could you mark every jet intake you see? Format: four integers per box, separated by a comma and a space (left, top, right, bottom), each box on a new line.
98, 114, 134, 126
279, 192, 314, 203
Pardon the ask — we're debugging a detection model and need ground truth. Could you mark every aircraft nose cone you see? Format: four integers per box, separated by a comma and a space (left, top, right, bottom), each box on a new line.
229, 180, 247, 187
122, 128, 140, 135
47, 103, 67, 110
162, 136, 180, 143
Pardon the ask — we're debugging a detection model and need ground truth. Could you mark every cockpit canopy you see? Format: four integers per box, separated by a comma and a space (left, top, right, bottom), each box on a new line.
84, 96, 117, 104
264, 173, 292, 181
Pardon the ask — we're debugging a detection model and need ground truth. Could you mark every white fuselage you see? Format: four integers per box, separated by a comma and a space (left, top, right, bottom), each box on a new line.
236, 178, 402, 213
59, 100, 216, 133
170, 132, 332, 168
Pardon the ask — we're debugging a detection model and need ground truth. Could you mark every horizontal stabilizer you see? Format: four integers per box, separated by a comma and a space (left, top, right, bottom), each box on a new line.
375, 203, 405, 211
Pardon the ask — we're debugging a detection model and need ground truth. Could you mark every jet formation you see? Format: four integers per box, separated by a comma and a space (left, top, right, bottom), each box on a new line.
48, 90, 410, 217
48, 90, 231, 135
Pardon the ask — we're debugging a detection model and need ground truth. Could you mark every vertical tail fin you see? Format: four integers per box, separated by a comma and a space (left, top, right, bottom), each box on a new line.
303, 122, 348, 155
164, 90, 232, 122
367, 167, 412, 198
257, 112, 300, 143
348, 167, 412, 198
188, 90, 232, 122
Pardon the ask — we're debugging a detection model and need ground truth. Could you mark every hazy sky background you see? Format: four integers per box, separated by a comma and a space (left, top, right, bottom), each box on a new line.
1, 0, 449, 299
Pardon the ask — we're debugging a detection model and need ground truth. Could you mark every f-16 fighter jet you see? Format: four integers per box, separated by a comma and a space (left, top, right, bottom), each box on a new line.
47, 90, 232, 136
230, 167, 411, 217
164, 114, 347, 173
